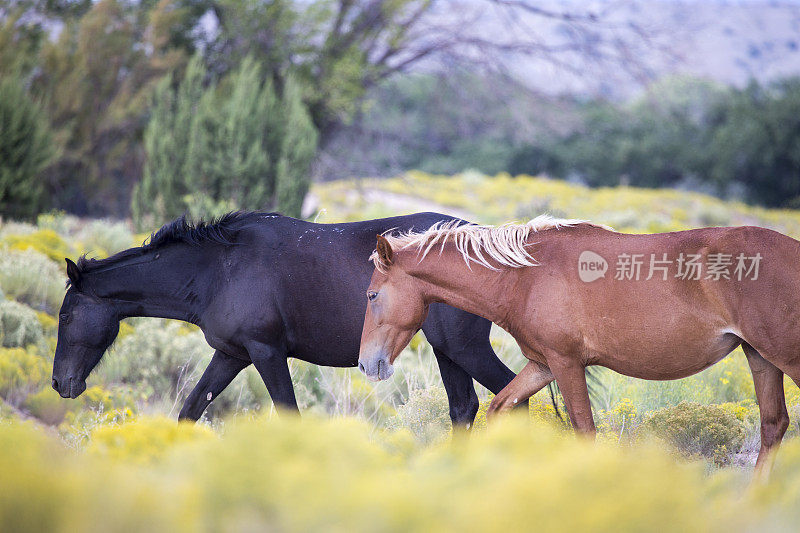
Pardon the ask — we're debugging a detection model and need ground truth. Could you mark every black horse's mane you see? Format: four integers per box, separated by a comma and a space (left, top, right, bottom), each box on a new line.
73, 211, 278, 278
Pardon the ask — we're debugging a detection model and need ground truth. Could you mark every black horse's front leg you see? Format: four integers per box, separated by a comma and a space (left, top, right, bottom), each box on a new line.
178, 350, 250, 422
432, 349, 480, 429
246, 341, 300, 414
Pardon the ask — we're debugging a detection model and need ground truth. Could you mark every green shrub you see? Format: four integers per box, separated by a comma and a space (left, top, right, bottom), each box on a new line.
388, 387, 451, 443
0, 299, 44, 349
203, 366, 269, 419
102, 320, 212, 401
23, 388, 70, 425
644, 402, 747, 465
0, 248, 64, 312
0, 346, 49, 406
0, 220, 37, 239
101, 319, 266, 416
75, 219, 135, 257
182, 193, 238, 224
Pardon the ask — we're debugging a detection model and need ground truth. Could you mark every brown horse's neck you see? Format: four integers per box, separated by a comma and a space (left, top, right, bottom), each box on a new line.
397, 244, 531, 331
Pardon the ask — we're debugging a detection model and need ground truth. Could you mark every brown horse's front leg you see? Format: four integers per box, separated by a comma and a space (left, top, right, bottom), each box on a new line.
547, 356, 596, 436
487, 361, 553, 419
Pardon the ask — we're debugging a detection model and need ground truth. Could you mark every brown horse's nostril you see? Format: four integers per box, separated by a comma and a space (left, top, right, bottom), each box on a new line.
358, 362, 366, 373
51, 378, 58, 390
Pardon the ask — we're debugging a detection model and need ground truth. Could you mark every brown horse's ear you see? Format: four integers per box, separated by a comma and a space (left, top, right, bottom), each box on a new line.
376, 234, 394, 268
65, 258, 81, 286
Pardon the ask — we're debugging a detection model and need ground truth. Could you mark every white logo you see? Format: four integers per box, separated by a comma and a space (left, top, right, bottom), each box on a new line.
578, 251, 608, 282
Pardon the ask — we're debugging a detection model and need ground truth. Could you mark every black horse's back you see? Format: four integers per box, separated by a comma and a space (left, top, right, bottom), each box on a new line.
217, 212, 469, 365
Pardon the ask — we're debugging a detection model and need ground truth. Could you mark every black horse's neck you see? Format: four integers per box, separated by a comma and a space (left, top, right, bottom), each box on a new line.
80, 244, 212, 324
73, 212, 268, 323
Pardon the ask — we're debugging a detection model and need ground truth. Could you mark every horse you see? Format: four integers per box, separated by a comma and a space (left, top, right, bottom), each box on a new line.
357, 215, 800, 468
51, 211, 517, 426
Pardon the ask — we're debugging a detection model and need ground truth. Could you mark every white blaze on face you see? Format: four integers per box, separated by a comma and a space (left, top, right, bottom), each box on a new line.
578, 251, 608, 282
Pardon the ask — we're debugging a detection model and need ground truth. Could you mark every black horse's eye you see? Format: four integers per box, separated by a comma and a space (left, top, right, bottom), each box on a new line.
367, 291, 378, 302
59, 313, 69, 321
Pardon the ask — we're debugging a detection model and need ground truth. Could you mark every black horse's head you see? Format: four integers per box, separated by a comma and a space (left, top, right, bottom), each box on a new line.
51, 258, 120, 399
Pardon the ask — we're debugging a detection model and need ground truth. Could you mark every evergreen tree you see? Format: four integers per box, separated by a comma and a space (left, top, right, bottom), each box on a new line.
0, 76, 54, 219
186, 56, 276, 211
134, 55, 205, 227
275, 77, 318, 217
135, 55, 318, 228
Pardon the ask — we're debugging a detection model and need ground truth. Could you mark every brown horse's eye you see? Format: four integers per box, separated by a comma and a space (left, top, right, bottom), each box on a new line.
367, 291, 378, 302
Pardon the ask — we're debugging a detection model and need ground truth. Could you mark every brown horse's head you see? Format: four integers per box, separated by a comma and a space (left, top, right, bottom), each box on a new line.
358, 235, 428, 381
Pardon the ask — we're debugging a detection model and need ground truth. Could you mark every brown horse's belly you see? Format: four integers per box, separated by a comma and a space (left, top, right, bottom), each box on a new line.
590, 332, 741, 380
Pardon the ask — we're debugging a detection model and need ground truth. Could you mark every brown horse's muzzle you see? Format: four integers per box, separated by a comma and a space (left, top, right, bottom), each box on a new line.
358, 352, 394, 382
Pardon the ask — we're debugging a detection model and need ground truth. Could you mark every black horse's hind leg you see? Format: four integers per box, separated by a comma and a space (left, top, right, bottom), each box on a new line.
422, 305, 518, 427
432, 348, 479, 428
423, 307, 517, 395
178, 350, 250, 422
246, 341, 299, 414
446, 339, 517, 396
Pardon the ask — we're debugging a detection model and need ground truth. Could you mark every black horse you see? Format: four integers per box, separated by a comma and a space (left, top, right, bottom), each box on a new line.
51, 211, 516, 426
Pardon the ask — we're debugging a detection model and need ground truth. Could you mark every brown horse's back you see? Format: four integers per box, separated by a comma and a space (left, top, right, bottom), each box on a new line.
514, 225, 800, 380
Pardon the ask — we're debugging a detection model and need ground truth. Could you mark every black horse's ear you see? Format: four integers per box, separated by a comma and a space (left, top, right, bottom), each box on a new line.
376, 234, 394, 267
65, 258, 81, 286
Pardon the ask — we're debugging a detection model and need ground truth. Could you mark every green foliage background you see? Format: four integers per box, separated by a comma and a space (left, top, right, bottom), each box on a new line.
0, 76, 54, 219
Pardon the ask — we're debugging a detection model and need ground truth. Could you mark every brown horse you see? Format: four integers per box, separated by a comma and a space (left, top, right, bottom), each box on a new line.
358, 216, 800, 469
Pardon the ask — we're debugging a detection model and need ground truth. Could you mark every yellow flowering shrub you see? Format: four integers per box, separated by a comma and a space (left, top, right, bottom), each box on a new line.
312, 172, 800, 238
0, 415, 788, 532
35, 310, 58, 335
3, 229, 70, 262
0, 346, 49, 406
87, 417, 215, 463
644, 402, 747, 465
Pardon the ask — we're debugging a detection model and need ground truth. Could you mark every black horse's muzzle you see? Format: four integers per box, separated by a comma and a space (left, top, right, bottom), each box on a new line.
52, 375, 87, 399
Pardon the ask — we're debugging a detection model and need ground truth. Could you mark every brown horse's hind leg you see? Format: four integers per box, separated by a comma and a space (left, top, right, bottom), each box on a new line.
547, 356, 596, 436
487, 361, 553, 419
743, 343, 789, 472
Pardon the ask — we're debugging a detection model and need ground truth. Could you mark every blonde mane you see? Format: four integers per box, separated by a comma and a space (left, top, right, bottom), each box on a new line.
371, 215, 611, 272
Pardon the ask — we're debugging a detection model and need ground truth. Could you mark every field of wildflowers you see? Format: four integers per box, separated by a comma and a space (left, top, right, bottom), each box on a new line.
3, 172, 800, 530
